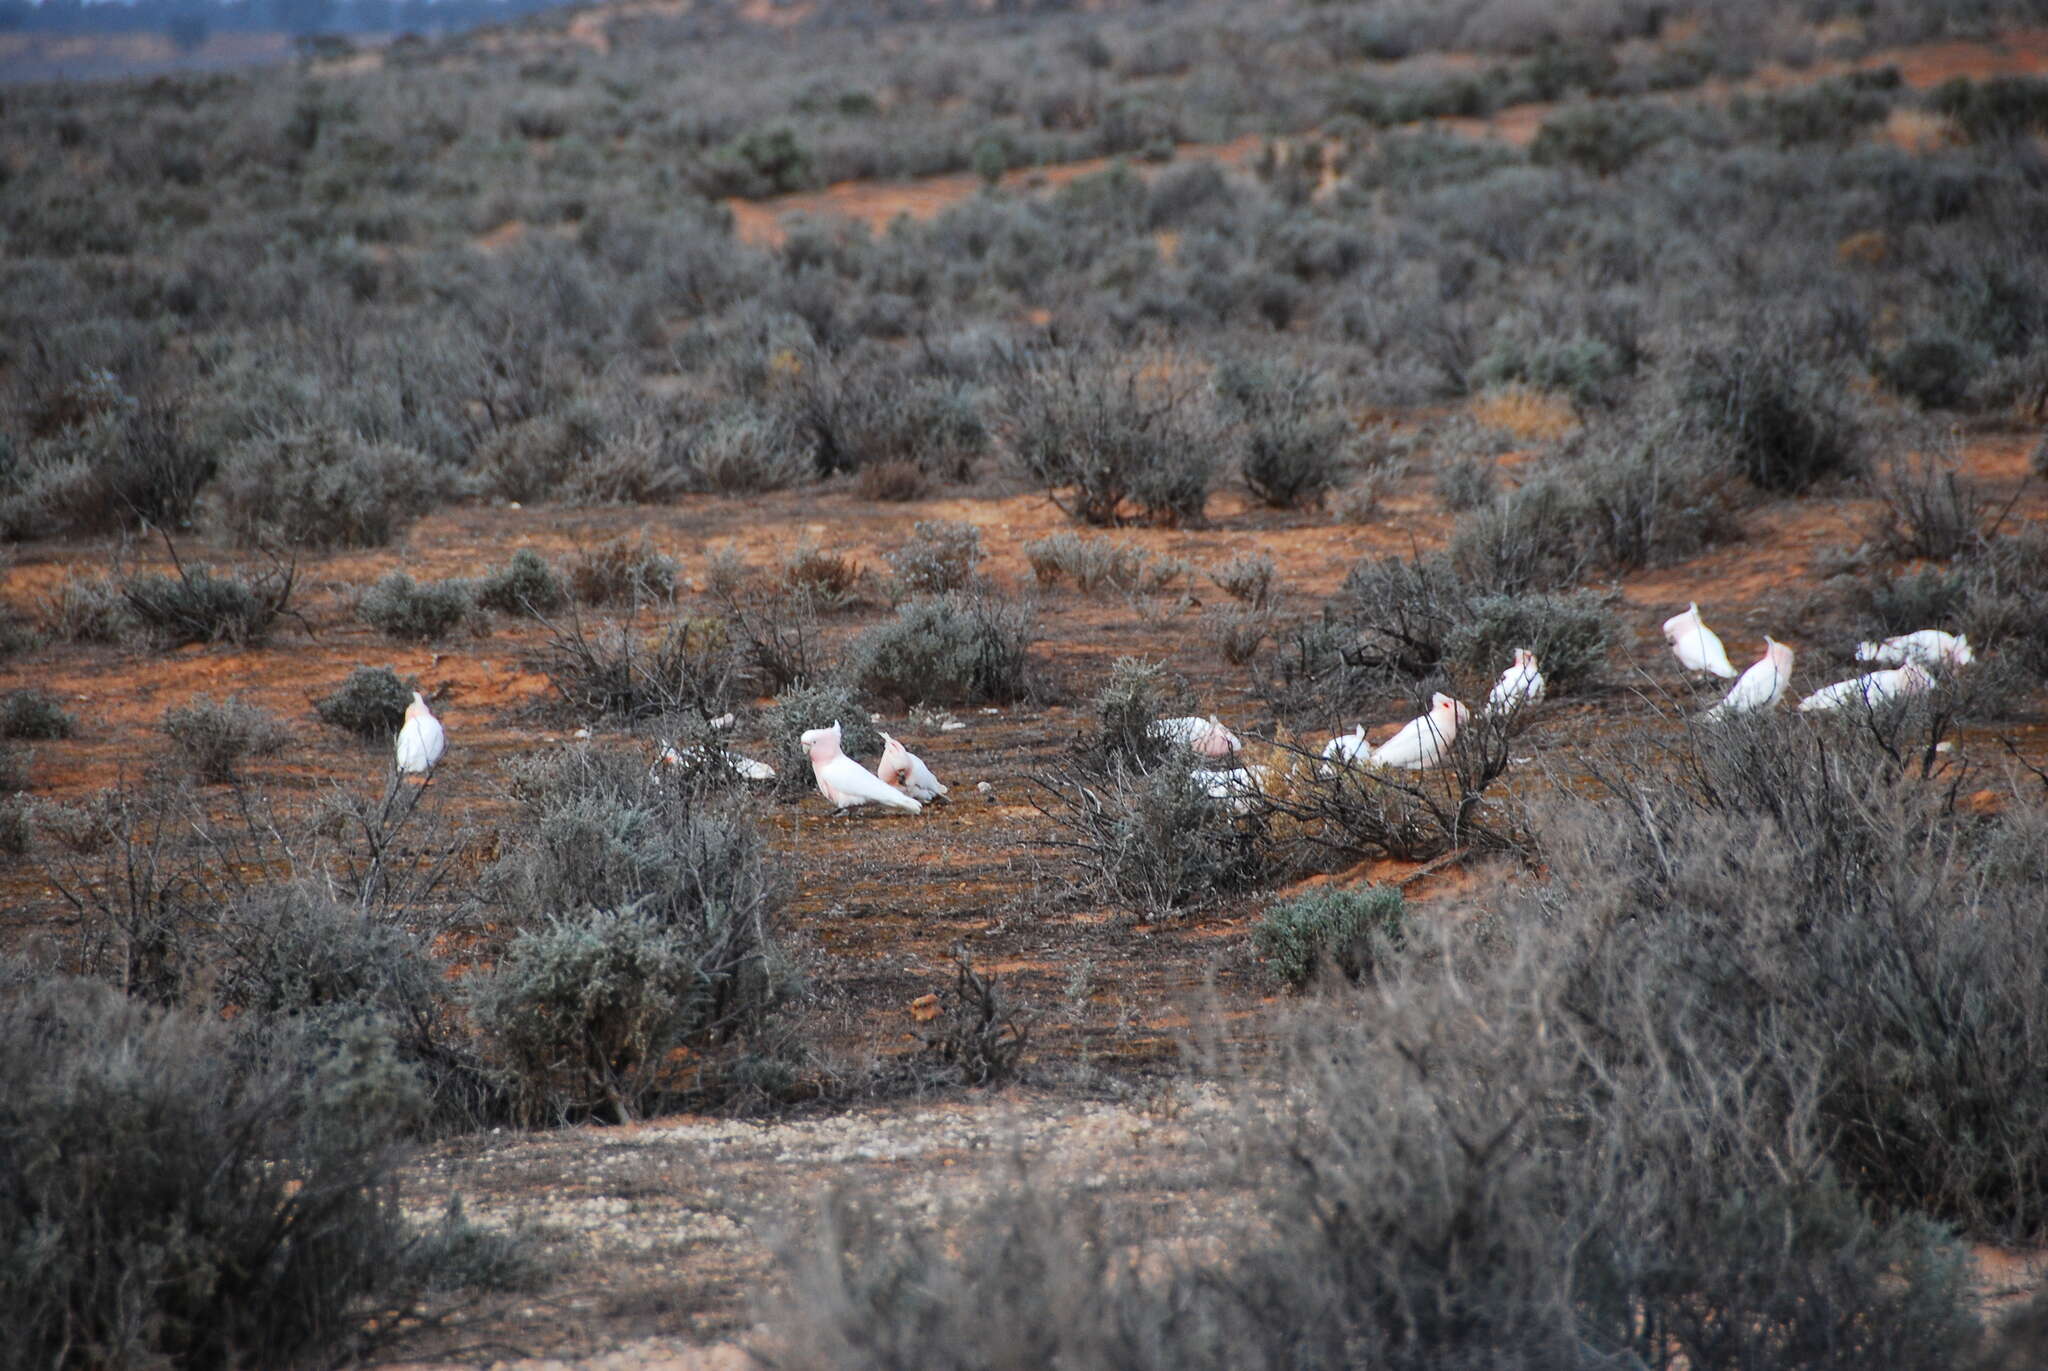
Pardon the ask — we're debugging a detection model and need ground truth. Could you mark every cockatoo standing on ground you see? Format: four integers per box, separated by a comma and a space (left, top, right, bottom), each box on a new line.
1372, 693, 1469, 770
650, 741, 776, 781
1150, 714, 1241, 758
801, 722, 921, 814
877, 732, 948, 803
1664, 603, 1740, 679
1855, 630, 1974, 670
395, 692, 445, 776
1701, 637, 1795, 721
1798, 659, 1935, 713
1487, 648, 1546, 715
1320, 724, 1371, 773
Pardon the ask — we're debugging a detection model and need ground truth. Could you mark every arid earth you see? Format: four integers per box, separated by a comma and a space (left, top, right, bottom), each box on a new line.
5, 18, 2048, 1368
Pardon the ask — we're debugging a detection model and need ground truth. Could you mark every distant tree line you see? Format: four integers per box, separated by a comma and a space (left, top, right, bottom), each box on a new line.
0, 0, 566, 42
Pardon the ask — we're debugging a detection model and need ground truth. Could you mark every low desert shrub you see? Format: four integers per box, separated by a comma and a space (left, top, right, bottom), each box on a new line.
1254, 884, 1405, 988
0, 688, 74, 740
1023, 532, 1188, 595
161, 695, 290, 783
1004, 355, 1217, 527
0, 378, 212, 540
1209, 552, 1277, 609
1436, 453, 1497, 511
780, 542, 863, 608
1446, 476, 1596, 593
1204, 605, 1273, 666
1444, 589, 1613, 695
1927, 73, 2048, 143
1089, 656, 1195, 766
1211, 357, 1349, 509
885, 519, 984, 594
911, 960, 1032, 1089
534, 614, 735, 722
0, 977, 419, 1371
475, 548, 568, 615
471, 906, 745, 1124
214, 428, 457, 550
120, 557, 296, 648
1875, 331, 1989, 410
1867, 442, 1986, 560
39, 572, 134, 643
1673, 336, 1866, 493
568, 536, 677, 606
853, 593, 1035, 706
1033, 753, 1275, 913
315, 666, 418, 739
356, 571, 474, 641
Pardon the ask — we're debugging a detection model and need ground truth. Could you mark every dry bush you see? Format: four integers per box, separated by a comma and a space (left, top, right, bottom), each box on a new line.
1866, 440, 1989, 561
780, 542, 863, 608
356, 571, 475, 641
161, 695, 290, 783
568, 536, 677, 607
315, 666, 419, 739
853, 593, 1036, 706
1024, 532, 1189, 595
120, 554, 298, 648
884, 519, 984, 595
1004, 351, 1218, 527
214, 428, 457, 550
532, 612, 736, 723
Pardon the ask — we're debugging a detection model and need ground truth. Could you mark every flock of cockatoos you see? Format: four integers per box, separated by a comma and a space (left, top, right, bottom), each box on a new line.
387, 608, 1977, 816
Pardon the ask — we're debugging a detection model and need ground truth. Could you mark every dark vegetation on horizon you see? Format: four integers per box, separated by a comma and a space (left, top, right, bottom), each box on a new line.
5, 0, 2048, 1363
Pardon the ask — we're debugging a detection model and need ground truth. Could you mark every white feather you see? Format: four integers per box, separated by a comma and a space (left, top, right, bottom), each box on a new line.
650, 742, 776, 781
1663, 602, 1740, 679
1854, 630, 1973, 669
1319, 725, 1371, 774
1190, 765, 1269, 813
1486, 648, 1546, 715
395, 693, 444, 774
877, 733, 948, 802
1371, 693, 1469, 770
1798, 661, 1934, 713
801, 722, 921, 813
1701, 637, 1795, 721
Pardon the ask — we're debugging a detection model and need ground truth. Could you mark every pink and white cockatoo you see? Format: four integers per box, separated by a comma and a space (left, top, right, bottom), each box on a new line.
1855, 630, 1974, 670
1372, 693, 1469, 770
1320, 724, 1371, 774
1701, 637, 1795, 721
1150, 714, 1241, 759
876, 732, 948, 803
1486, 648, 1546, 715
1798, 659, 1935, 713
395, 692, 445, 775
801, 722, 921, 814
1664, 603, 1740, 679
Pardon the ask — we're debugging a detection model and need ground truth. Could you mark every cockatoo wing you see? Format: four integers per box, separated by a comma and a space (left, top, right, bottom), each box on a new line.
818, 755, 922, 812
1372, 715, 1447, 770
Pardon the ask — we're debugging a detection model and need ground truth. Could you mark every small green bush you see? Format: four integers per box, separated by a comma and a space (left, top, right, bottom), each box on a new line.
1446, 590, 1613, 695
1874, 332, 1987, 410
39, 572, 134, 643
1675, 337, 1865, 493
0, 978, 418, 1370
0, 688, 74, 741
885, 519, 984, 594
315, 666, 417, 738
1005, 357, 1217, 527
853, 593, 1035, 706
569, 536, 677, 606
161, 695, 290, 783
469, 907, 730, 1124
215, 428, 457, 550
1211, 358, 1348, 510
120, 560, 294, 648
1255, 884, 1405, 988
475, 548, 569, 615
1024, 533, 1188, 595
357, 571, 474, 641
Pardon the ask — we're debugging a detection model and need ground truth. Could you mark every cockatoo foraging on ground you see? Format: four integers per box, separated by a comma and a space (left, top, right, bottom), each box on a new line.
1372, 693, 1470, 770
1487, 648, 1546, 715
1701, 637, 1795, 721
1150, 714, 1242, 758
1856, 630, 1974, 670
1798, 659, 1935, 713
1319, 725, 1371, 774
1664, 603, 1740, 679
1190, 765, 1270, 814
877, 733, 948, 803
801, 722, 921, 814
395, 692, 445, 776
650, 741, 776, 782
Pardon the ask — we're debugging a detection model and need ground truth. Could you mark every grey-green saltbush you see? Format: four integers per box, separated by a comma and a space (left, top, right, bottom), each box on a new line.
854, 593, 1034, 706
1253, 884, 1405, 987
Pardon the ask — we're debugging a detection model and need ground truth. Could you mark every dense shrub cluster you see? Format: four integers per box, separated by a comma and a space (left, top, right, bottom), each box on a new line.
854, 592, 1036, 706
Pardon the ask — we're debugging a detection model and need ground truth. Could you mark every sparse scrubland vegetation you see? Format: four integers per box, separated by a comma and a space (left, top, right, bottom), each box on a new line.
5, 0, 2048, 1362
